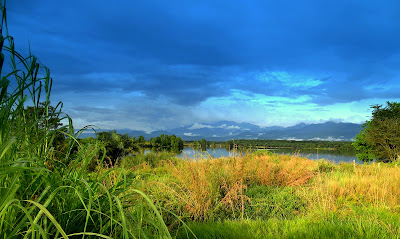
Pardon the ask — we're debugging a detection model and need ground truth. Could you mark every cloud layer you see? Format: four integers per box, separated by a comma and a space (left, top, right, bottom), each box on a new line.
6, 0, 400, 131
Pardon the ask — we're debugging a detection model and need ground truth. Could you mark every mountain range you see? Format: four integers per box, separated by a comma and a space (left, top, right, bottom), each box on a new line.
79, 121, 364, 141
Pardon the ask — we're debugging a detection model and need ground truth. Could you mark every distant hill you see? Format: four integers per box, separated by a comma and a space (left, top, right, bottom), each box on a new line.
78, 121, 363, 142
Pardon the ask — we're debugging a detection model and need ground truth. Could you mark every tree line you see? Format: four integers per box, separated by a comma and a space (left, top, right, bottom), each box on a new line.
149, 134, 184, 150
227, 139, 356, 152
79, 131, 184, 165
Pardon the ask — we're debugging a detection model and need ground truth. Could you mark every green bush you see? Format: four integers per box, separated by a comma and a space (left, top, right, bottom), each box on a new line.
315, 159, 336, 173
245, 185, 306, 220
251, 150, 273, 157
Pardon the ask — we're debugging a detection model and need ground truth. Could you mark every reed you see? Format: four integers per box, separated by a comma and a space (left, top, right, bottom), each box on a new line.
0, 3, 171, 237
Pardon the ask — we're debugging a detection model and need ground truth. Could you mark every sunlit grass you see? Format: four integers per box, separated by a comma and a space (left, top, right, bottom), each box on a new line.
2, 1, 400, 237
0, 3, 173, 237
128, 151, 400, 238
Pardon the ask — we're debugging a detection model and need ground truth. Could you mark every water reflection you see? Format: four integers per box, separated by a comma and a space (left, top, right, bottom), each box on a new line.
179, 147, 243, 159
269, 148, 361, 164
144, 147, 361, 164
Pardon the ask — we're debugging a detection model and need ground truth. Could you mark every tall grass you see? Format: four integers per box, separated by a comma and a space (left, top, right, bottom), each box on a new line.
0, 2, 171, 238
305, 162, 400, 215
130, 151, 400, 238
176, 212, 400, 239
3, 2, 399, 238
137, 152, 318, 222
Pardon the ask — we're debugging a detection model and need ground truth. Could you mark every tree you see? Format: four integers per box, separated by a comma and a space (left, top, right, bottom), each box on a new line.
23, 102, 63, 130
200, 139, 207, 151
97, 131, 127, 165
176, 136, 184, 150
210, 141, 216, 149
353, 102, 400, 162
138, 135, 145, 145
150, 137, 157, 147
21, 102, 68, 165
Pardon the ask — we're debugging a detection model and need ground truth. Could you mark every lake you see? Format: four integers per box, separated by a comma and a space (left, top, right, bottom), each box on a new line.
177, 147, 361, 164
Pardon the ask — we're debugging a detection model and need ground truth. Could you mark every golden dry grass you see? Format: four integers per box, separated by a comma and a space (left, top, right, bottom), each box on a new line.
130, 153, 400, 223
152, 153, 319, 220
304, 162, 400, 215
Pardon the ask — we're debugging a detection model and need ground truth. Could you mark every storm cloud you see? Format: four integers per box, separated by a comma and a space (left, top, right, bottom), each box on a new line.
6, 0, 400, 130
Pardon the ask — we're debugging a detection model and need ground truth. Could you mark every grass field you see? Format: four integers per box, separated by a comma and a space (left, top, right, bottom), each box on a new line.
119, 150, 400, 238
2, 2, 400, 237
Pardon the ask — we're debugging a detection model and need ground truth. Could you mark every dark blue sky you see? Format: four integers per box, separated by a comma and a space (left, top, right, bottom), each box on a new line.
7, 0, 400, 131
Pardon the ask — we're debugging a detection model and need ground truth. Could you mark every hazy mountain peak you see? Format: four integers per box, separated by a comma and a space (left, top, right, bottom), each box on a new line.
79, 120, 362, 142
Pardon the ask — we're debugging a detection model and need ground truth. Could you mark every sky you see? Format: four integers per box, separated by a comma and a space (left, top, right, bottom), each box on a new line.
5, 0, 400, 132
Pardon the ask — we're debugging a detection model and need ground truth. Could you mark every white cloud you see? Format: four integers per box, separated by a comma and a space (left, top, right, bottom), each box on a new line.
276, 136, 350, 142
216, 124, 240, 129
184, 132, 199, 137
310, 137, 348, 142
188, 123, 215, 130
226, 125, 240, 129
277, 137, 304, 141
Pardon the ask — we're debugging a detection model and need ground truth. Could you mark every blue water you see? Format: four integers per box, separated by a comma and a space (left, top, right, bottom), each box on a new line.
177, 147, 360, 163
178, 147, 243, 159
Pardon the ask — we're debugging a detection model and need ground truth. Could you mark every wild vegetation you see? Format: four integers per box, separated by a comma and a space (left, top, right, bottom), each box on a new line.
0, 4, 172, 237
123, 151, 400, 238
353, 102, 400, 162
2, 2, 400, 238
226, 139, 356, 152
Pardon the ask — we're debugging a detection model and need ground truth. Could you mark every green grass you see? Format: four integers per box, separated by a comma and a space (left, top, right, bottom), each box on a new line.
0, 3, 173, 238
176, 209, 400, 239
2, 1, 400, 238
127, 153, 400, 238
244, 185, 306, 220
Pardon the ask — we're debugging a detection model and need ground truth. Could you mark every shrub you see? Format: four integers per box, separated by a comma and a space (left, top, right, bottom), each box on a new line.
245, 185, 306, 220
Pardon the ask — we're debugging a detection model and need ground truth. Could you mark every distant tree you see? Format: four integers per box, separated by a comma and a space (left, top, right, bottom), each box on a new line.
165, 135, 171, 147
22, 102, 68, 164
97, 131, 127, 165
225, 140, 234, 150
155, 136, 162, 146
210, 141, 216, 149
23, 102, 63, 130
353, 102, 400, 162
138, 135, 145, 145
150, 137, 157, 147
174, 136, 184, 151
200, 139, 207, 151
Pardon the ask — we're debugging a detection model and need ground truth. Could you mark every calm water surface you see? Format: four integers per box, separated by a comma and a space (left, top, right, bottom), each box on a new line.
177, 147, 361, 164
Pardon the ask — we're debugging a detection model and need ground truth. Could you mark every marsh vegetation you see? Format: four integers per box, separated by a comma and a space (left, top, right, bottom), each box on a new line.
2, 3, 400, 238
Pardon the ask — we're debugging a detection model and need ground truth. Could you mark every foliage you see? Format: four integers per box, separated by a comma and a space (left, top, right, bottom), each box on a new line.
131, 152, 400, 238
4, 1, 400, 237
315, 159, 336, 173
245, 185, 306, 220
353, 102, 400, 162
0, 3, 172, 238
200, 139, 207, 151
177, 210, 400, 239
232, 139, 356, 152
140, 153, 317, 223
96, 130, 137, 165
150, 134, 184, 151
121, 151, 179, 169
